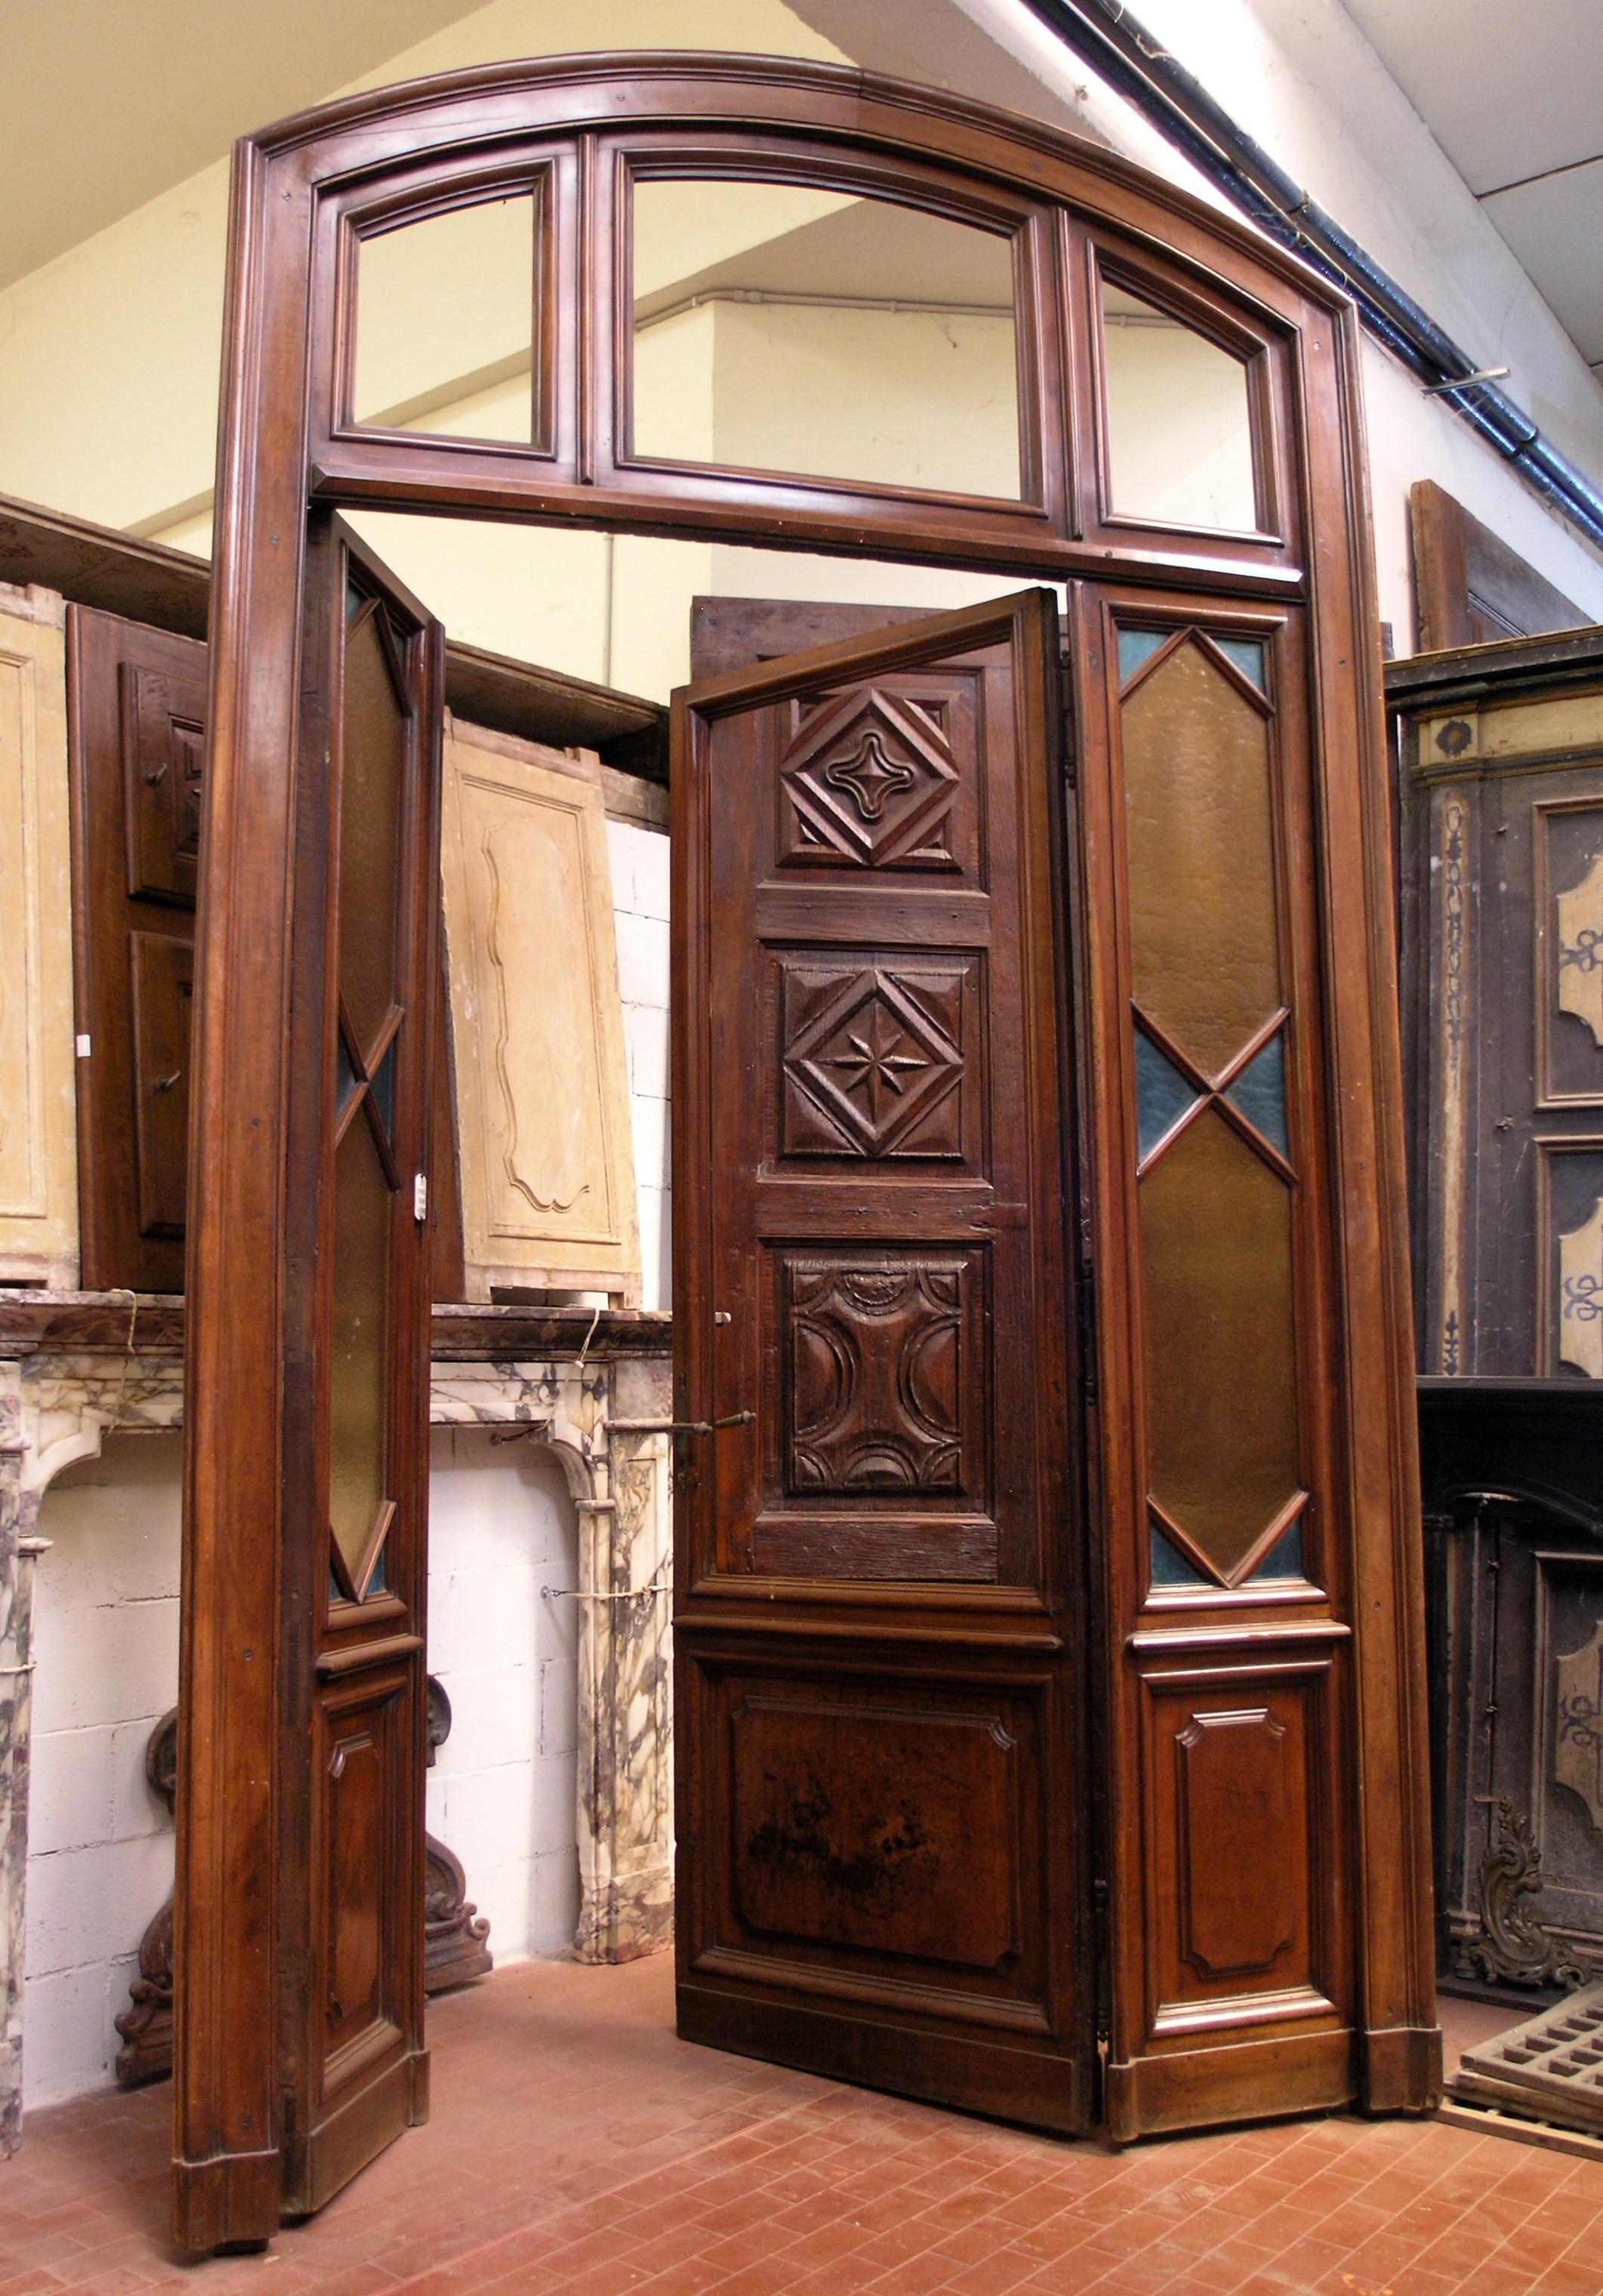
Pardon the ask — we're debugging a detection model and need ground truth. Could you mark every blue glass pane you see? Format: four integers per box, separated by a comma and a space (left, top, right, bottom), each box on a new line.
1225, 1030, 1288, 1156
1252, 1515, 1305, 1581
1117, 628, 1167, 686
1136, 1029, 1201, 1160
1216, 635, 1267, 693
336, 1031, 358, 1118
347, 578, 368, 622
1151, 1520, 1211, 1588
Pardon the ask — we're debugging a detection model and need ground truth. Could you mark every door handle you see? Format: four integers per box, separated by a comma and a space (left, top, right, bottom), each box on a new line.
611, 1410, 754, 1436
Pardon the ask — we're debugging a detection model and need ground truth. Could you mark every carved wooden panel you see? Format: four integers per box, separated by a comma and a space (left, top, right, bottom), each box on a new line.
677, 593, 1093, 2134
686, 1658, 1050, 2029
1142, 1665, 1333, 2029
121, 661, 205, 905
0, 585, 77, 1286
440, 718, 639, 1302
782, 1250, 979, 1500
729, 1690, 1019, 1968
779, 958, 970, 1161
129, 931, 193, 1238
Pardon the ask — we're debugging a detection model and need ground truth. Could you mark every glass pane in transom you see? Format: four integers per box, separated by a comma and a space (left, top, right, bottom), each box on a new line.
339, 601, 407, 1066
631, 177, 1022, 499
353, 193, 537, 443
1101, 281, 1257, 532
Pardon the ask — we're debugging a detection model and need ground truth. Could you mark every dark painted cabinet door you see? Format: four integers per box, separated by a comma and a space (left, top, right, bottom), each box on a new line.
671, 591, 1096, 2131
67, 607, 207, 1291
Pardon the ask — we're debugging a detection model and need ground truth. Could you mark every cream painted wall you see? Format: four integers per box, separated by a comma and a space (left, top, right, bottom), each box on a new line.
0, 0, 846, 535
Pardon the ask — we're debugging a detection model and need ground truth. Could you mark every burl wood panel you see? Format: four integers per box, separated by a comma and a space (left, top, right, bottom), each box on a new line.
727, 1681, 1025, 1973
0, 586, 78, 1286
439, 718, 639, 1301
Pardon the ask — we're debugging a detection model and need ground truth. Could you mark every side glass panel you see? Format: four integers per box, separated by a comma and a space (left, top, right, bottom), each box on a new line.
353, 193, 538, 442
328, 591, 409, 1600
1100, 282, 1258, 533
630, 177, 1023, 498
1119, 628, 1307, 1591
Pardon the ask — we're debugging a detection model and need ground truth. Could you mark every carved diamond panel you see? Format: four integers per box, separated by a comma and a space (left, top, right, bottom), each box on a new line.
785, 1251, 977, 1495
780, 686, 960, 871
781, 961, 966, 1159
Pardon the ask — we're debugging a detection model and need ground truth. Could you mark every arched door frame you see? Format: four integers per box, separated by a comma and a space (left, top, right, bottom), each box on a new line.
177, 50, 1435, 2250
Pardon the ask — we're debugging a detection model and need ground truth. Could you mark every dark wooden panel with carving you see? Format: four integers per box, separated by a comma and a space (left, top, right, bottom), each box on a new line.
130, 932, 194, 1238
730, 1689, 1020, 1969
778, 686, 967, 875
781, 1251, 979, 1501
779, 958, 970, 1162
121, 659, 206, 904
675, 591, 1093, 2132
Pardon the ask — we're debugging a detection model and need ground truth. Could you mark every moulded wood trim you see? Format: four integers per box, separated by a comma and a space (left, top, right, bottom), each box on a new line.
692, 1946, 1054, 2034
1105, 2024, 1355, 2140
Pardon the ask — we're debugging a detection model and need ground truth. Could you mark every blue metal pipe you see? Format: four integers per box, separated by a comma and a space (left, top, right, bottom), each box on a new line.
1021, 0, 1603, 551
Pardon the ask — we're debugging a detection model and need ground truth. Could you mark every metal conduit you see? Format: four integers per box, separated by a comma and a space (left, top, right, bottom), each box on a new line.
1020, 0, 1603, 550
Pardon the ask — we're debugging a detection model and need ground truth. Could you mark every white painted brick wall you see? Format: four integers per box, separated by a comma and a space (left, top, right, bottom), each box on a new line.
20, 844, 669, 2107
607, 817, 671, 1311
23, 1425, 588, 2107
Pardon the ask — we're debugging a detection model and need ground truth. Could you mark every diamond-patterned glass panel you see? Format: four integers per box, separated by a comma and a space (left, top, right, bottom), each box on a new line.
1225, 1029, 1288, 1156
1139, 1103, 1301, 1582
1150, 1520, 1211, 1589
339, 603, 406, 1066
329, 1104, 393, 1585
1250, 1515, 1305, 1582
1216, 635, 1268, 694
1135, 1029, 1201, 1162
1117, 628, 1167, 686
1123, 638, 1281, 1079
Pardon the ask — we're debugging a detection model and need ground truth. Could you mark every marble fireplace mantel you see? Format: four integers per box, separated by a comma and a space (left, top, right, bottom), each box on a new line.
0, 1295, 674, 2155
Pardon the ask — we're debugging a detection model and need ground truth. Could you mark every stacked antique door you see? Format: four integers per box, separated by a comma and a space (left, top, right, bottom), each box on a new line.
670, 592, 1097, 2130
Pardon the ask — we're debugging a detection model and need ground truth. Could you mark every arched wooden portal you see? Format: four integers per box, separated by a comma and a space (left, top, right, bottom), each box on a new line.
175, 51, 1437, 2253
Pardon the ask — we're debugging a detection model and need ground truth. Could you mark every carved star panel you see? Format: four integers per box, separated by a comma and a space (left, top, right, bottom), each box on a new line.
783, 1250, 981, 1498
778, 684, 963, 872
781, 959, 968, 1159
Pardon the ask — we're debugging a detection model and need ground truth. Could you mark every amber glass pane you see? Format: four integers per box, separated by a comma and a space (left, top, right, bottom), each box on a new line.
631, 177, 1022, 498
340, 604, 405, 1065
1123, 639, 1281, 1079
1140, 1103, 1300, 1581
1101, 282, 1257, 531
329, 1106, 393, 1581
353, 195, 535, 441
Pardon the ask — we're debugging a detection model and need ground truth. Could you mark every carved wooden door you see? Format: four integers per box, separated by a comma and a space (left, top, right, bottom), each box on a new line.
671, 591, 1096, 2131
174, 515, 442, 2245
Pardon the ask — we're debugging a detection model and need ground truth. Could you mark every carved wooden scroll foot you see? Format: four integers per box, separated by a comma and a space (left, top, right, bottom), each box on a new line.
117, 1683, 491, 2085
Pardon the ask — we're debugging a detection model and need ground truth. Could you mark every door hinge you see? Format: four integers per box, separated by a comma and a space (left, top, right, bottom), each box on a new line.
1093, 1875, 1112, 2044
76, 1032, 92, 1060
413, 1172, 428, 1222
1077, 1260, 1098, 1400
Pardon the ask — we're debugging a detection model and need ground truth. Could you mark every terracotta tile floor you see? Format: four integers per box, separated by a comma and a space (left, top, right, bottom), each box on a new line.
2, 1956, 1601, 2296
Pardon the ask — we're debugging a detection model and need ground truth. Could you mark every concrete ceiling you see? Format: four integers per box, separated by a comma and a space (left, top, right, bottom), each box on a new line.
1341, 0, 1603, 375
0, 0, 489, 289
